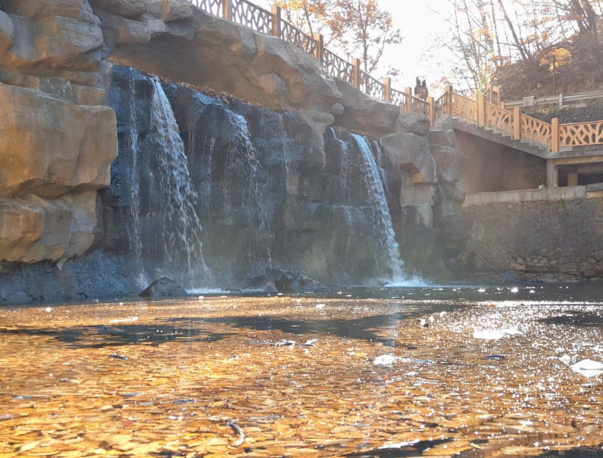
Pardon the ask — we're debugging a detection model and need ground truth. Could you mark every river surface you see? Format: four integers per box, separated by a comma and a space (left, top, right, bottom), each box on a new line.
1, 285, 603, 457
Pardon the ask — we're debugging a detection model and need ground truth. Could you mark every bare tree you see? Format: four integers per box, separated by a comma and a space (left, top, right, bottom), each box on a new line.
271, 0, 403, 76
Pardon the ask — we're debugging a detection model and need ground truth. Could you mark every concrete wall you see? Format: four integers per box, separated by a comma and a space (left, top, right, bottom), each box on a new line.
462, 192, 603, 280
455, 130, 547, 193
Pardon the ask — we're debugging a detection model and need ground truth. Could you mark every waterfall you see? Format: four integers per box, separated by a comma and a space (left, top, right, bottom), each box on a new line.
144, 79, 211, 288
352, 134, 405, 283
124, 68, 147, 288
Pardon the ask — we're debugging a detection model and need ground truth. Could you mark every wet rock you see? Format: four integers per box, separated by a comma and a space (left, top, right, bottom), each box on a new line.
267, 267, 329, 294
246, 274, 278, 294
139, 277, 188, 298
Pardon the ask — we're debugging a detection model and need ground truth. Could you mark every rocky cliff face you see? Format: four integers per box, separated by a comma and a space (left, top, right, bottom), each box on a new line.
0, 0, 465, 303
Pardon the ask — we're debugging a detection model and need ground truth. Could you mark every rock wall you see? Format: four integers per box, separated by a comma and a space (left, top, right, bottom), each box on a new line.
0, 0, 117, 265
455, 129, 547, 193
462, 196, 603, 281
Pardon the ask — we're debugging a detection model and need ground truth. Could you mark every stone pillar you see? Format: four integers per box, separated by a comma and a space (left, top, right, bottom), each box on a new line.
568, 173, 579, 187
547, 160, 558, 188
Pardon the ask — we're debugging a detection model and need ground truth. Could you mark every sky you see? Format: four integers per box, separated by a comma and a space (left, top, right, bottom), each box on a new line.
254, 0, 450, 91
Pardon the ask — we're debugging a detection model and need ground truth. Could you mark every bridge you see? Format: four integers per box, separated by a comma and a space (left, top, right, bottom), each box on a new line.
187, 0, 603, 189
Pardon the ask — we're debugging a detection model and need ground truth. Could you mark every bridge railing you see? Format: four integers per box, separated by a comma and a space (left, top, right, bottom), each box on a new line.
560, 121, 603, 148
186, 0, 603, 151
232, 0, 273, 34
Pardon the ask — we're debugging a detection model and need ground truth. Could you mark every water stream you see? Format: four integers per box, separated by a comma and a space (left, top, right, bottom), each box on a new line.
353, 134, 405, 283
144, 80, 211, 289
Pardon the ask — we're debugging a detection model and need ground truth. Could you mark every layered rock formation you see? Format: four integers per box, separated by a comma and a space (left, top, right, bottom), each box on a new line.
0, 0, 116, 265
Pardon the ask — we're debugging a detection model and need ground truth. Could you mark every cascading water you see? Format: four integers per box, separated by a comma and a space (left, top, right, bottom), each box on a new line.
143, 79, 211, 288
228, 112, 274, 266
352, 134, 405, 283
123, 68, 146, 288
108, 67, 418, 290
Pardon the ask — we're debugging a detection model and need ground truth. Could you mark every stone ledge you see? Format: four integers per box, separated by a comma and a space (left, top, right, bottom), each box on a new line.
463, 186, 590, 206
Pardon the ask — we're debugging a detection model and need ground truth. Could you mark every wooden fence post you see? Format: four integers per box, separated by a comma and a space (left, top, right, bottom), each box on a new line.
445, 85, 453, 115
352, 58, 361, 88
313, 33, 324, 63
486, 84, 492, 103
271, 5, 281, 37
405, 87, 412, 113
427, 96, 435, 125
222, 0, 232, 21
552, 118, 560, 153
478, 93, 485, 126
383, 77, 392, 102
513, 107, 521, 140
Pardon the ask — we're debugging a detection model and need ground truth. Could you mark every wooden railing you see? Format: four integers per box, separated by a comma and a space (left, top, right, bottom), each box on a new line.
521, 113, 553, 147
484, 101, 513, 135
443, 85, 603, 152
186, 0, 603, 151
560, 121, 603, 148
358, 70, 386, 101
232, 0, 273, 35
451, 92, 479, 124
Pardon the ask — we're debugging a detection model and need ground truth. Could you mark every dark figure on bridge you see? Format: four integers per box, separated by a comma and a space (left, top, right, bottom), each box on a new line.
414, 78, 429, 100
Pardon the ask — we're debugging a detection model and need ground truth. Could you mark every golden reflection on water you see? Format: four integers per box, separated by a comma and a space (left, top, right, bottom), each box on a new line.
0, 295, 602, 457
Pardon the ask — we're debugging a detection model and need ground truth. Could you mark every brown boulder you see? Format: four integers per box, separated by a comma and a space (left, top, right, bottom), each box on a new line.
0, 191, 101, 263
2, 13, 103, 71
94, 7, 152, 44
89, 0, 151, 18
2, 0, 98, 22
335, 79, 399, 136
0, 85, 117, 198
395, 113, 430, 136
0, 196, 71, 263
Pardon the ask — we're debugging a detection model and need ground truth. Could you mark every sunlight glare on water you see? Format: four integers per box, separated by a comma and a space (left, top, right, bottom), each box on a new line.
1, 285, 603, 457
